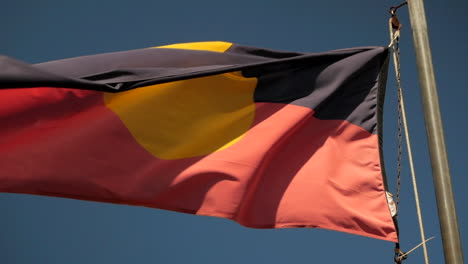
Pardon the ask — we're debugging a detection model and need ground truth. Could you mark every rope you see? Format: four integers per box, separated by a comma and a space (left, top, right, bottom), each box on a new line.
388, 16, 430, 264
393, 28, 403, 213
400, 237, 435, 259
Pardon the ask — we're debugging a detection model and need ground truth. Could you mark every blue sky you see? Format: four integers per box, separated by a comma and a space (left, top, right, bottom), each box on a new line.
1, 0, 466, 263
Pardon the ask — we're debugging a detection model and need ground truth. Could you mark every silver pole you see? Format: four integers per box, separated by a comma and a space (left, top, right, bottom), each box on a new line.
406, 0, 464, 263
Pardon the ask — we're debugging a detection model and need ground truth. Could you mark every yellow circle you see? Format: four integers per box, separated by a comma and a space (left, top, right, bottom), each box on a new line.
103, 72, 257, 159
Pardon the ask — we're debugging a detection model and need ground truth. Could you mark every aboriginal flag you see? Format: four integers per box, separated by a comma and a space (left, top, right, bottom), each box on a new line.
0, 42, 397, 242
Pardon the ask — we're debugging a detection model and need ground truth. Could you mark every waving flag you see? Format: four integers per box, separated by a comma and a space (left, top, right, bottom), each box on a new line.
0, 42, 397, 242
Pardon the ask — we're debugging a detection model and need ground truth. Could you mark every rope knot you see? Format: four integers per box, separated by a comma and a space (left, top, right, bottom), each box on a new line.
394, 247, 408, 264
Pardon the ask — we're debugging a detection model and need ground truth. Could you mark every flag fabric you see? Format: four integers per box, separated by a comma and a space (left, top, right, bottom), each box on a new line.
0, 41, 397, 242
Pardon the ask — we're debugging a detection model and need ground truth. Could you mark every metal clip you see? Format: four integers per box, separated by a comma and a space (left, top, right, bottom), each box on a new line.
389, 1, 406, 30
389, 1, 408, 15
394, 247, 408, 264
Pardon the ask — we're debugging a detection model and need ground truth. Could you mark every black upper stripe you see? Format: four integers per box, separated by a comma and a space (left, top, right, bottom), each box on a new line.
0, 44, 388, 133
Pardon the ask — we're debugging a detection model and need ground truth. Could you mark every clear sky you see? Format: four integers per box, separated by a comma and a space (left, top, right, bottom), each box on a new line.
1, 0, 466, 263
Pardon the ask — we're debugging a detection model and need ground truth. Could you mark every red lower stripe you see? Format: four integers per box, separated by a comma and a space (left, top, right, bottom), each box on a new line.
0, 87, 397, 242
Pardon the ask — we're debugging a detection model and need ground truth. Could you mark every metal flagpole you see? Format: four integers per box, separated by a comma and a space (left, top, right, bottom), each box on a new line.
406, 0, 464, 263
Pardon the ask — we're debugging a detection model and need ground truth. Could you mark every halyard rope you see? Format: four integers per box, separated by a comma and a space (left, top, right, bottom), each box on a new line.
389, 13, 430, 264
